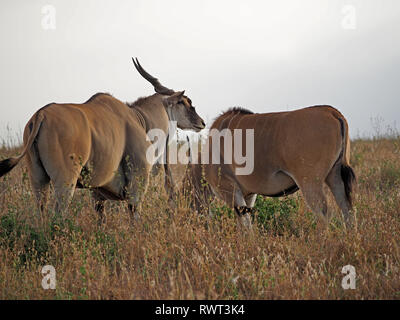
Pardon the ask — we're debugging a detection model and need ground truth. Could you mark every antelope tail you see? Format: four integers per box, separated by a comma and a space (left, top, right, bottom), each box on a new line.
0, 112, 44, 178
338, 117, 356, 207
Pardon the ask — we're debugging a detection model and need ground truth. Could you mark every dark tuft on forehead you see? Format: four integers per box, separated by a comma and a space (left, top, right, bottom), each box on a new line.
182, 96, 192, 107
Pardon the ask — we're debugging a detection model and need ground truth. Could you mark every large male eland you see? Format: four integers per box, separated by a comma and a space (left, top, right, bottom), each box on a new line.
189, 106, 356, 228
0, 58, 205, 223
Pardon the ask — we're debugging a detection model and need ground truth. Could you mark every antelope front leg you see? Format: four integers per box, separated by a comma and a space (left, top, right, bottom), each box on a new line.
234, 206, 253, 230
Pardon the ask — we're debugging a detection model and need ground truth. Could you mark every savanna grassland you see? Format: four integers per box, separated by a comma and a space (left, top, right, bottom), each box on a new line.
0, 135, 399, 299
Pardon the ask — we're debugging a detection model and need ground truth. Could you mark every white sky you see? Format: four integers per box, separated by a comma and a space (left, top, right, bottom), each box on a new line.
1, 0, 399, 143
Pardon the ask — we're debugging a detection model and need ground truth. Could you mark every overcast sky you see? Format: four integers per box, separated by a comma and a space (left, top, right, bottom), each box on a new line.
0, 0, 399, 143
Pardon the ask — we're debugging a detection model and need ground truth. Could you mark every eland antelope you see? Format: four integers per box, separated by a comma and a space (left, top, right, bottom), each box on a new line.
0, 58, 205, 223
184, 106, 356, 228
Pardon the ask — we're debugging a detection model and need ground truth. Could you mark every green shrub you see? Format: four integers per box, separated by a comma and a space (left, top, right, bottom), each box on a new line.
209, 195, 299, 235
0, 211, 82, 267
254, 196, 299, 235
210, 203, 235, 220
0, 212, 49, 265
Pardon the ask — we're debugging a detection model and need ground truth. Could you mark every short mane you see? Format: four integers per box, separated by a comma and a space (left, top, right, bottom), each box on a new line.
84, 92, 112, 103
219, 107, 254, 117
209, 107, 254, 129
126, 96, 151, 108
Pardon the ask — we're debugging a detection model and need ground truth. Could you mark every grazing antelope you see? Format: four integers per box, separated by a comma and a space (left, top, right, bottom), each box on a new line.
0, 58, 205, 223
183, 106, 356, 228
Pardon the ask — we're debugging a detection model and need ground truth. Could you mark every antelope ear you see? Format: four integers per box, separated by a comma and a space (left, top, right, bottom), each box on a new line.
163, 91, 185, 107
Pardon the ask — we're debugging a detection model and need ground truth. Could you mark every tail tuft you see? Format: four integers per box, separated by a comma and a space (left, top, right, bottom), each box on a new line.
0, 158, 19, 178
341, 164, 356, 207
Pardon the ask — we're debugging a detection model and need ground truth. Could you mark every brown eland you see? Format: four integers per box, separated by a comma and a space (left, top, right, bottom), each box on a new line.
182, 106, 356, 228
0, 58, 205, 223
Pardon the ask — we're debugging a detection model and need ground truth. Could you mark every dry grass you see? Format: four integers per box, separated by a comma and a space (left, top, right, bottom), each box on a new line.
0, 137, 400, 300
